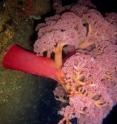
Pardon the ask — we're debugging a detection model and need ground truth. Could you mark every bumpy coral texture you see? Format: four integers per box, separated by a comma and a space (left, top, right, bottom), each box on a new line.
34, 0, 117, 56
34, 0, 117, 124
60, 50, 117, 124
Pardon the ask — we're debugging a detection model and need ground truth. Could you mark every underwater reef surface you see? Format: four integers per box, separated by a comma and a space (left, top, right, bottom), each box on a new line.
34, 0, 117, 124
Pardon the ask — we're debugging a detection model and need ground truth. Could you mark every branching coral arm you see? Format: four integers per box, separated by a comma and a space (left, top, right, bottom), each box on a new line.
54, 42, 65, 69
53, 43, 66, 84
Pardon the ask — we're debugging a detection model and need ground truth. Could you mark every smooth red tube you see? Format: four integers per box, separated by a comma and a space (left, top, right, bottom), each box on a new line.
2, 44, 58, 81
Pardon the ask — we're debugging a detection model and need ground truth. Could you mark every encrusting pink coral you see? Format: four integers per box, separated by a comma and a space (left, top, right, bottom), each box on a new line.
34, 1, 117, 58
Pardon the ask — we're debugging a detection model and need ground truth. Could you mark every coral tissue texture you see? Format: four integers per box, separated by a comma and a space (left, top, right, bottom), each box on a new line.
34, 0, 117, 124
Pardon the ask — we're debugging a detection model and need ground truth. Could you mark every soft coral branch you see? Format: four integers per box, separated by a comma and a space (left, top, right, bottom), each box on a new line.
2, 44, 59, 81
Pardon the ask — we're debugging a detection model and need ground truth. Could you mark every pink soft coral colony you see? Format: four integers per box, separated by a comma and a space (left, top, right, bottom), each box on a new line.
34, 0, 117, 124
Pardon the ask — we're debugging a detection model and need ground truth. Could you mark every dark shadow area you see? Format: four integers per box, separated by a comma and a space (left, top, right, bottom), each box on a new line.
103, 105, 117, 124
62, 0, 77, 6
19, 76, 61, 124
92, 0, 117, 14
32, 77, 61, 124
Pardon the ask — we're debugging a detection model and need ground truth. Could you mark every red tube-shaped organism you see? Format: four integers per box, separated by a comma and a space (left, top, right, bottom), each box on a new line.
2, 44, 59, 81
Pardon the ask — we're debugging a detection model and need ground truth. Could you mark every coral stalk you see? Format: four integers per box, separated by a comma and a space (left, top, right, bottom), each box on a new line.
2, 44, 59, 81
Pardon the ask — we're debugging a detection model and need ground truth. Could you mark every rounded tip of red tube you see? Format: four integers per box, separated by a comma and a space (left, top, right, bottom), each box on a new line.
2, 44, 17, 68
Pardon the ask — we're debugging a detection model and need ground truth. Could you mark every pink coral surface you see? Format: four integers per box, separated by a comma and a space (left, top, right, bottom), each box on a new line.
34, 0, 117, 124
